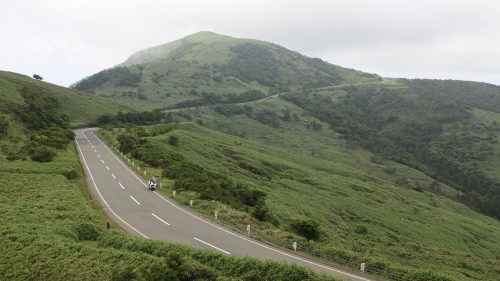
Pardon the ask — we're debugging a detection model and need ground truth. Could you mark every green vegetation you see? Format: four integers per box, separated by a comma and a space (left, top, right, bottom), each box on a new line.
0, 71, 338, 281
0, 71, 135, 127
113, 130, 268, 212
74, 66, 142, 91
282, 79, 500, 219
71, 31, 379, 110
98, 119, 500, 281
3, 31, 500, 281
0, 167, 333, 280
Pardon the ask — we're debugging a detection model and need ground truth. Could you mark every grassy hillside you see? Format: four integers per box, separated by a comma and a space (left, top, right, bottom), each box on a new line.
97, 115, 500, 281
282, 79, 500, 219
0, 145, 336, 281
0, 71, 135, 127
0, 72, 337, 281
72, 31, 380, 109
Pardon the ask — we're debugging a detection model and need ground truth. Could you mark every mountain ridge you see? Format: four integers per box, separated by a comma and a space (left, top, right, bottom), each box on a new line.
72, 31, 380, 110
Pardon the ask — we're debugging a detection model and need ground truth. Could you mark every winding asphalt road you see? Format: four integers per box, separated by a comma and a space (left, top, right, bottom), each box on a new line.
75, 128, 375, 281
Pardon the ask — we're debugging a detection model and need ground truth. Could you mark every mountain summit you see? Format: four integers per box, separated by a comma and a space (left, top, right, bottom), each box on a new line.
120, 31, 241, 66
72, 31, 380, 109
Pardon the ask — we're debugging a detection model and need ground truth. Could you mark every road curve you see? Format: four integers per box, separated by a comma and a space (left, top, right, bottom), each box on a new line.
75, 128, 375, 281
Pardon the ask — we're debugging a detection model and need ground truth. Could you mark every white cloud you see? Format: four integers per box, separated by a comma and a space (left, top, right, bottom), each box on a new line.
1, 0, 499, 86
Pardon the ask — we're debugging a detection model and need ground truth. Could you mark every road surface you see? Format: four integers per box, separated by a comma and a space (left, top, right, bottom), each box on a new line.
75, 128, 376, 281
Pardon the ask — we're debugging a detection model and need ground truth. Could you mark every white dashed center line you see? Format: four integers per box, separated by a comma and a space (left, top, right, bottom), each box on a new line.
152, 213, 171, 226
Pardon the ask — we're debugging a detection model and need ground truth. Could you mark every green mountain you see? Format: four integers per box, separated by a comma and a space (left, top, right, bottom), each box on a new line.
72, 31, 380, 109
5, 31, 500, 280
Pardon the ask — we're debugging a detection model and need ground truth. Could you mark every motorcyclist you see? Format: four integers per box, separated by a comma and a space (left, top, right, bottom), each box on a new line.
148, 176, 157, 190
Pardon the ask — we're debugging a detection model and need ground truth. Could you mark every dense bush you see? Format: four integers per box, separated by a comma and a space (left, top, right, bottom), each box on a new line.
28, 145, 56, 162
16, 87, 71, 130
0, 116, 8, 136
73, 67, 141, 91
168, 135, 179, 146
227, 89, 266, 103
222, 44, 281, 87
214, 104, 245, 116
74, 222, 100, 241
290, 219, 320, 241
95, 110, 166, 126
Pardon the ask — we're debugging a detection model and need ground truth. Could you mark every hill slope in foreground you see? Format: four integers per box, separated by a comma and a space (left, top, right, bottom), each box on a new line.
0, 72, 337, 280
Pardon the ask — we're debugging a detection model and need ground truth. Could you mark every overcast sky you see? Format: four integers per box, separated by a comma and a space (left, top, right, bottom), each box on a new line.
1, 0, 499, 87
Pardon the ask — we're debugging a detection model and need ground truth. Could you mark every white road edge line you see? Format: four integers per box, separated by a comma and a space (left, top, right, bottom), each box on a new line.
152, 213, 171, 226
87, 129, 372, 281
75, 129, 148, 239
193, 237, 231, 255
153, 192, 370, 280
119, 182, 125, 190
130, 195, 140, 205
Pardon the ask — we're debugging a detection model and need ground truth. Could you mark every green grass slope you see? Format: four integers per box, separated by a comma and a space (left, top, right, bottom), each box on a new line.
281, 79, 500, 219
0, 146, 335, 281
0, 71, 135, 127
72, 31, 380, 110
0, 75, 337, 281
99, 116, 500, 281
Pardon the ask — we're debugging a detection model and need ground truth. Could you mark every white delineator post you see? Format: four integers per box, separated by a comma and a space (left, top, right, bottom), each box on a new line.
292, 241, 297, 252
214, 211, 219, 220
246, 224, 251, 235
360, 262, 365, 273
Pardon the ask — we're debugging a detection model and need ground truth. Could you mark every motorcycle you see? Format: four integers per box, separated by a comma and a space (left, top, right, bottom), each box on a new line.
148, 181, 156, 191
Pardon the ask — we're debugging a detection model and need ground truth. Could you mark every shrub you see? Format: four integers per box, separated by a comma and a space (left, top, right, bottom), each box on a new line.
29, 146, 56, 162
355, 225, 368, 235
75, 222, 100, 241
290, 219, 320, 241
63, 169, 78, 179
168, 135, 179, 146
